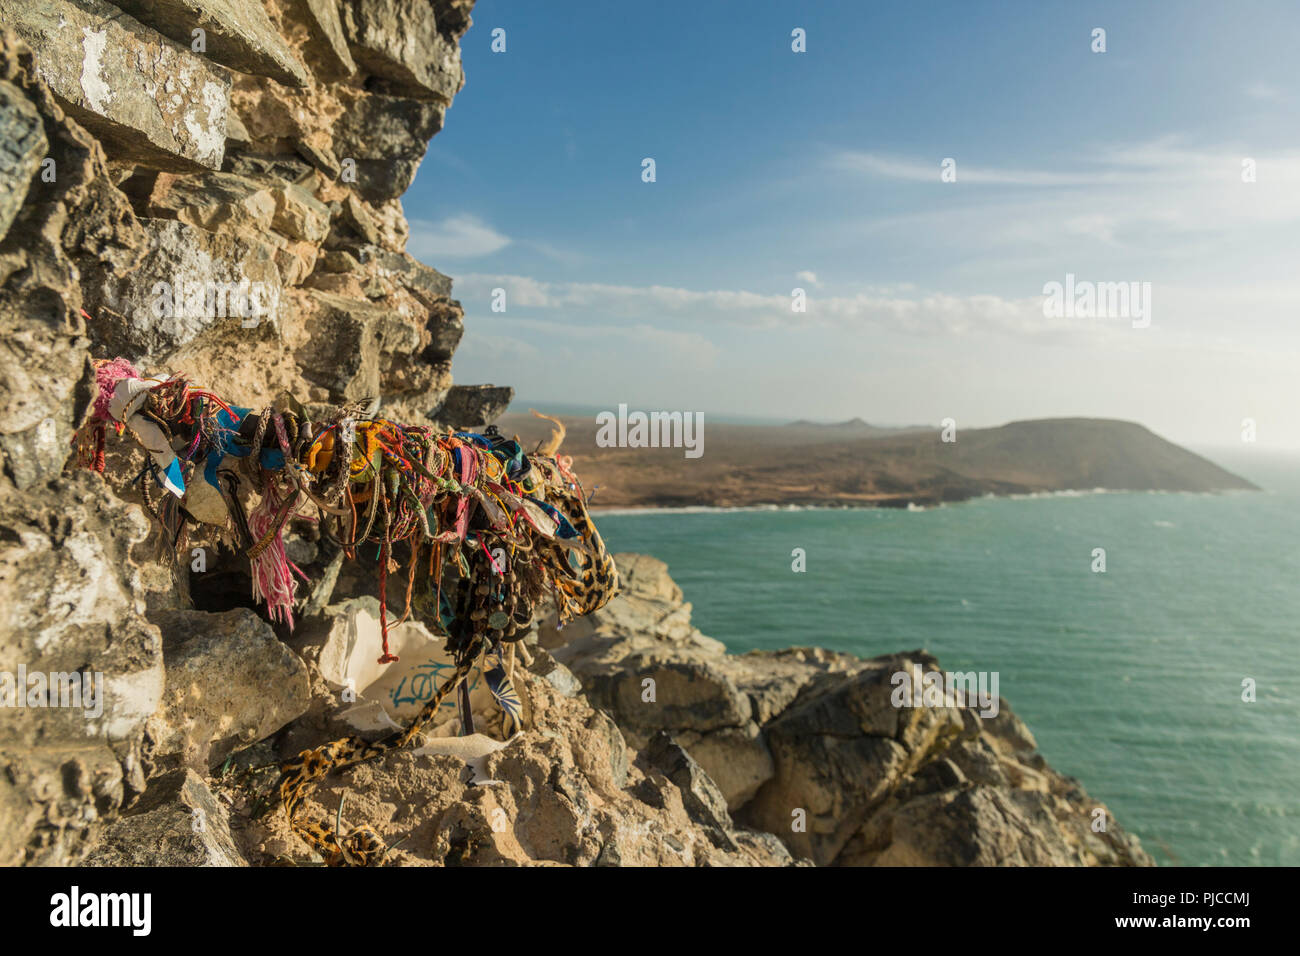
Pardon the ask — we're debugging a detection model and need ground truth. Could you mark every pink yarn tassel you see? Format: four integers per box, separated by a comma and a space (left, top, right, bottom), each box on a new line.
92, 357, 140, 421
248, 487, 301, 630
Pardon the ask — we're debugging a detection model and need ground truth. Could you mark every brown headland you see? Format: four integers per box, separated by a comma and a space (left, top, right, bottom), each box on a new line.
497, 413, 1258, 509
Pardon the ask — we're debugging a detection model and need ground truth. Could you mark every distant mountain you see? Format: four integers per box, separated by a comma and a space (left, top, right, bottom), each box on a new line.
787, 416, 870, 427
903, 418, 1258, 495
495, 413, 1257, 508
784, 417, 931, 438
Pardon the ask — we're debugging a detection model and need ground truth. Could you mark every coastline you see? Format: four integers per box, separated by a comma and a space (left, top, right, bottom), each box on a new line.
590, 485, 1256, 515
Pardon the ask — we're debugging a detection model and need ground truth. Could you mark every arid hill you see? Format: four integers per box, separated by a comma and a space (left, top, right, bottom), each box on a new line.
497, 413, 1257, 509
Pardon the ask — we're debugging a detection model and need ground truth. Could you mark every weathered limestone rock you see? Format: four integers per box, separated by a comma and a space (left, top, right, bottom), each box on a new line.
0, 476, 164, 866
645, 731, 733, 832
113, 0, 310, 87
332, 89, 444, 200
223, 657, 799, 867
432, 0, 476, 39
838, 776, 1079, 866
0, 36, 144, 489
341, 0, 465, 102
90, 217, 283, 362
359, 246, 452, 300
433, 384, 514, 428
738, 657, 957, 865
146, 608, 312, 771
576, 644, 755, 734
340, 192, 381, 244
84, 769, 246, 866
422, 298, 464, 361
295, 289, 404, 401
527, 647, 583, 699
676, 724, 773, 808
282, 0, 357, 81
0, 79, 46, 241
272, 181, 330, 242
143, 170, 279, 233
3, 0, 231, 169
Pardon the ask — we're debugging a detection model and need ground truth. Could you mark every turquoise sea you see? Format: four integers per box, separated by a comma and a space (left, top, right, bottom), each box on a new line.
592, 449, 1300, 866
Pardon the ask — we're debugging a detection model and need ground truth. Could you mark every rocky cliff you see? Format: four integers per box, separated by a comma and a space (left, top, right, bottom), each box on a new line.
0, 2, 1152, 867
0, 0, 505, 865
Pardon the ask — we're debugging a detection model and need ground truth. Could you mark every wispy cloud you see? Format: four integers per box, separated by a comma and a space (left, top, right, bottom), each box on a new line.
828, 151, 1124, 186
407, 215, 511, 259
1245, 82, 1281, 101
452, 273, 1127, 342
828, 141, 1300, 192
822, 142, 1300, 263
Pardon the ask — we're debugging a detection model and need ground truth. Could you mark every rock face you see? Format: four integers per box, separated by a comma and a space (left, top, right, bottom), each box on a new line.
146, 608, 311, 772
0, 475, 164, 866
0, 1, 507, 865
84, 769, 245, 867
216, 644, 798, 867
2, 0, 233, 170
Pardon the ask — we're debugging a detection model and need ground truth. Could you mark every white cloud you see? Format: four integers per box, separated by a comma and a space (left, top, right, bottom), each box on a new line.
407, 215, 511, 259
1063, 214, 1118, 243
467, 317, 720, 372
828, 150, 1124, 186
828, 141, 1300, 194
821, 142, 1300, 271
452, 273, 1129, 342
796, 270, 821, 287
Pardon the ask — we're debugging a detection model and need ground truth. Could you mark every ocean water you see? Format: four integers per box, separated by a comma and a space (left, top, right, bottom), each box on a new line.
592, 450, 1300, 866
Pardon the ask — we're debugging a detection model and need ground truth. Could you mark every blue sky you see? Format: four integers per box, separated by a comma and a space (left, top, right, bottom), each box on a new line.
402, 0, 1300, 448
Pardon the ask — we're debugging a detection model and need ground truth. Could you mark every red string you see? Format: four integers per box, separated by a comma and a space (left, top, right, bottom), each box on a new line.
376, 499, 398, 664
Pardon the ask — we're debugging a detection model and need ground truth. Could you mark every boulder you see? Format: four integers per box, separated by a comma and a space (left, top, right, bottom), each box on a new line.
146, 608, 311, 771
295, 288, 409, 402
84, 769, 246, 866
0, 477, 164, 866
283, 0, 357, 81
341, 0, 465, 103
0, 78, 45, 242
2, 0, 231, 170
112, 0, 310, 87
90, 217, 284, 362
432, 384, 514, 429
644, 731, 732, 832
331, 89, 444, 201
